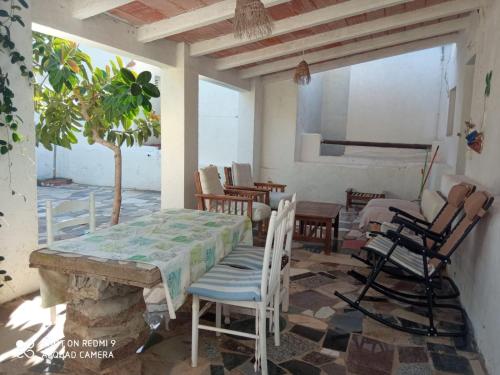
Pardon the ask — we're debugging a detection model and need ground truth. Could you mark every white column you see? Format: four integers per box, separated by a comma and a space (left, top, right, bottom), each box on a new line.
0, 3, 38, 303
237, 78, 264, 180
161, 43, 199, 209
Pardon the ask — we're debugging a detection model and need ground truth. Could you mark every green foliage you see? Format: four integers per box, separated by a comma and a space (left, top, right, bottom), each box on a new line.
33, 32, 161, 151
0, 0, 31, 158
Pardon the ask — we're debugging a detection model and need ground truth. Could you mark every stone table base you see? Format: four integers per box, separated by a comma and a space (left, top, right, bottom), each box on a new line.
63, 275, 149, 374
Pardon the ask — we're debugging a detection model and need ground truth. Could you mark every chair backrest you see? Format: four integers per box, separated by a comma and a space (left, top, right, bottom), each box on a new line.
224, 167, 234, 186
260, 198, 296, 303
46, 192, 96, 246
429, 182, 475, 235
198, 165, 225, 195
430, 191, 494, 271
231, 162, 254, 187
283, 194, 297, 258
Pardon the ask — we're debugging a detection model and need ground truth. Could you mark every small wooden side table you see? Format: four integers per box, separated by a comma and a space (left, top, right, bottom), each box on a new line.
345, 189, 385, 210
293, 201, 342, 254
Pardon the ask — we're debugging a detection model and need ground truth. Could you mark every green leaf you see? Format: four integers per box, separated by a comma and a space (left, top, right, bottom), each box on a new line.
0, 10, 9, 17
142, 100, 152, 112
136, 71, 152, 85
0, 146, 8, 155
120, 68, 136, 84
130, 82, 141, 96
142, 83, 160, 97
12, 133, 20, 142
17, 0, 29, 8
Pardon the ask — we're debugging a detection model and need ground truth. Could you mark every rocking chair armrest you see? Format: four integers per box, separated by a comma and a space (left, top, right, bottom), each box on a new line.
225, 185, 267, 192
392, 217, 443, 243
195, 193, 253, 203
254, 182, 287, 192
389, 207, 431, 227
224, 188, 266, 200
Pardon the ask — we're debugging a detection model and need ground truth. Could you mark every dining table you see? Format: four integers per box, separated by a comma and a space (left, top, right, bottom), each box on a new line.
29, 208, 252, 374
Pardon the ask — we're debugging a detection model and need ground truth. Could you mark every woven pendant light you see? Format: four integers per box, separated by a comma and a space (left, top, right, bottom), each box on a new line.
234, 0, 273, 39
294, 60, 311, 85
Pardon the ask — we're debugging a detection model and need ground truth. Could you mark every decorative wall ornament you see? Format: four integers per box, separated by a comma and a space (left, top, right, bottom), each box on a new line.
234, 0, 273, 39
294, 60, 311, 85
465, 121, 484, 154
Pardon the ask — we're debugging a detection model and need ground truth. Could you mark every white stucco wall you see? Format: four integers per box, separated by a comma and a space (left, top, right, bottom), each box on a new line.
346, 47, 446, 143
447, 3, 500, 374
198, 80, 239, 168
0, 5, 38, 304
260, 80, 429, 203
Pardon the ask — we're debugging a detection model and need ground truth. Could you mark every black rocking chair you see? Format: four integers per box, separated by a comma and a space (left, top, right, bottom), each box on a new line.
351, 182, 476, 297
336, 191, 494, 337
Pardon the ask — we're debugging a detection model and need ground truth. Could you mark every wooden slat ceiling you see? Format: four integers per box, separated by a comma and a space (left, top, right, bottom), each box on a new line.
108, 0, 466, 73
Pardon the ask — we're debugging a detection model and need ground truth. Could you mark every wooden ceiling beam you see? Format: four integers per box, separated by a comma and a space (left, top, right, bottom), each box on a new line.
241, 17, 468, 78
216, 0, 481, 70
72, 0, 134, 20
138, 0, 289, 43
190, 0, 413, 56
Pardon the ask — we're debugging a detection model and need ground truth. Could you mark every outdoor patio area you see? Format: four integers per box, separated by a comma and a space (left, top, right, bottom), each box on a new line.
0, 238, 486, 375
37, 184, 161, 244
2, 0, 500, 374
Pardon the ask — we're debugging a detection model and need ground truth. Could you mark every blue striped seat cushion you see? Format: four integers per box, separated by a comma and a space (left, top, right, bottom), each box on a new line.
187, 264, 262, 301
365, 236, 435, 277
219, 245, 265, 270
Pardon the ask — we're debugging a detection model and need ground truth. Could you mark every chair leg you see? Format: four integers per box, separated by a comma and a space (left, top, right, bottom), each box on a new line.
259, 304, 268, 375
49, 306, 57, 325
282, 265, 290, 313
191, 296, 199, 367
274, 292, 280, 347
216, 302, 222, 336
223, 304, 231, 324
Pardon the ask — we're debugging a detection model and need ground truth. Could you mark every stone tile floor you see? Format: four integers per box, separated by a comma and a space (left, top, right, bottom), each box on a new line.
0, 241, 488, 374
0, 188, 488, 374
37, 184, 161, 244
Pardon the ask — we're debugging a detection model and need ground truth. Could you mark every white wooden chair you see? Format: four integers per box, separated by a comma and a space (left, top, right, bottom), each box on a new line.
220, 193, 297, 313
45, 192, 96, 324
188, 199, 295, 375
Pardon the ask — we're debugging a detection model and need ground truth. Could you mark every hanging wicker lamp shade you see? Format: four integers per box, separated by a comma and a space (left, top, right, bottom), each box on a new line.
294, 60, 311, 85
234, 0, 273, 39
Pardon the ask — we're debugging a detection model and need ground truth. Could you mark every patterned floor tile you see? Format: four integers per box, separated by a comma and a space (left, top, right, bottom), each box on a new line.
430, 352, 473, 374
397, 346, 429, 363
280, 359, 321, 375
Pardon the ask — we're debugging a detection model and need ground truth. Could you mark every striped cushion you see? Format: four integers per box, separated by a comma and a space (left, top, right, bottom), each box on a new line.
374, 226, 424, 245
187, 264, 262, 301
220, 245, 265, 270
365, 236, 434, 277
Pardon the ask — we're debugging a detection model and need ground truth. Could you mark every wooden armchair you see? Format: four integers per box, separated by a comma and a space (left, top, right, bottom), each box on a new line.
224, 163, 291, 209
194, 166, 271, 224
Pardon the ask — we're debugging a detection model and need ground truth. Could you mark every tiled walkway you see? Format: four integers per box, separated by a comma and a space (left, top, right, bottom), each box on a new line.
37, 184, 161, 244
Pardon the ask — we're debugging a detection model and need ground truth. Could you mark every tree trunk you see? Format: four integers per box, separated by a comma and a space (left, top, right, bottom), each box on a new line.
91, 130, 122, 225
111, 147, 122, 225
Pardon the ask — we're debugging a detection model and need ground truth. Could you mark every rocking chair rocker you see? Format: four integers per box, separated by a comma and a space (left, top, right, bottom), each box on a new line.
336, 191, 494, 337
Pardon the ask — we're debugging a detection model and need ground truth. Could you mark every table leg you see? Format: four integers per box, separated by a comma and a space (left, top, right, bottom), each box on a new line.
64, 275, 149, 374
325, 220, 332, 255
334, 213, 339, 240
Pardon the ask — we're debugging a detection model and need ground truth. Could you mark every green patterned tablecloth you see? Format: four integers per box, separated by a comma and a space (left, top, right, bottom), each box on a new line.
48, 209, 253, 318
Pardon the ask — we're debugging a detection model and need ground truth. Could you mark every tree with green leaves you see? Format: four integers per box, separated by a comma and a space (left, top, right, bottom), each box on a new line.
33, 32, 161, 225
